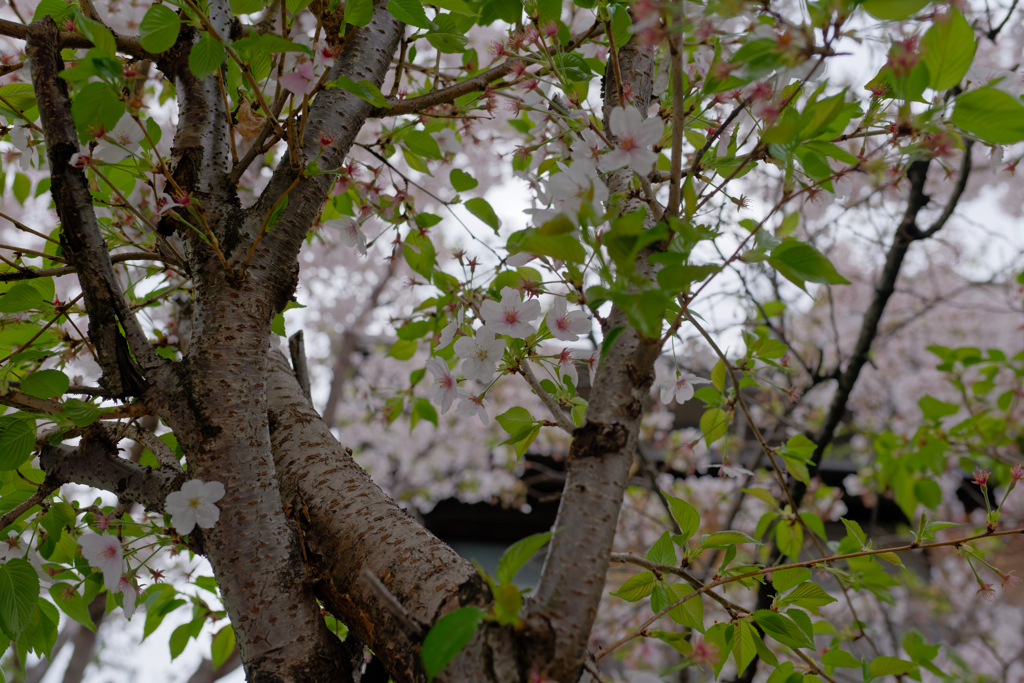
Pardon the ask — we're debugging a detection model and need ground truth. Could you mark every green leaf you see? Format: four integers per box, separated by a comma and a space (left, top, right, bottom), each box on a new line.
495, 532, 551, 585
700, 530, 758, 549
71, 83, 123, 141
169, 621, 192, 660
387, 0, 435, 29
952, 87, 1024, 144
840, 517, 866, 545
403, 231, 436, 278
48, 584, 96, 632
189, 35, 226, 80
495, 407, 535, 438
62, 399, 102, 428
272, 313, 286, 337
465, 198, 501, 233
663, 495, 700, 544
921, 11, 975, 91
331, 75, 390, 107
646, 531, 676, 566
139, 5, 182, 54
663, 583, 703, 632
821, 648, 861, 668
412, 398, 438, 428
869, 656, 916, 676
0, 559, 40, 635
733, 620, 759, 674
33, 0, 76, 21
768, 240, 850, 291
699, 407, 730, 445
388, 339, 418, 360
861, 0, 929, 20
771, 567, 810, 593
0, 417, 36, 471
0, 284, 43, 314
211, 624, 235, 668
656, 264, 721, 295
344, 0, 374, 26
426, 14, 470, 53
918, 395, 959, 421
0, 84, 37, 121
20, 370, 69, 400
609, 4, 631, 48
450, 169, 478, 192
422, 607, 482, 680
231, 0, 267, 13
12, 173, 30, 205
507, 221, 585, 263
609, 571, 657, 601
776, 581, 838, 614
752, 610, 814, 650
404, 130, 443, 160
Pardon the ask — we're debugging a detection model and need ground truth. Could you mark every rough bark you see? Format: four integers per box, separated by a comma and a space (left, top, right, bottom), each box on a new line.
526, 36, 661, 682
266, 350, 490, 682
25, 18, 164, 397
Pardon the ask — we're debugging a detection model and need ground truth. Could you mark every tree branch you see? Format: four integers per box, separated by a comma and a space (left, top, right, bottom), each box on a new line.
518, 360, 576, 434
26, 18, 164, 397
39, 429, 184, 510
369, 61, 513, 117
249, 5, 403, 276
0, 18, 157, 60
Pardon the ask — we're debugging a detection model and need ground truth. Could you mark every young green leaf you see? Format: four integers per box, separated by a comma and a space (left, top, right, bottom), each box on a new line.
663, 495, 700, 543
139, 4, 182, 54
344, 0, 374, 26
422, 607, 482, 680
189, 35, 226, 80
464, 198, 500, 233
20, 369, 70, 400
609, 571, 657, 602
495, 531, 552, 585
0, 558, 41, 635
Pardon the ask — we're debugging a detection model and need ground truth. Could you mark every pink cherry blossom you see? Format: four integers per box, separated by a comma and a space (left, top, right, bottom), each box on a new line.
79, 533, 125, 592
481, 287, 541, 339
426, 357, 458, 414
556, 348, 577, 386
280, 61, 316, 95
455, 392, 490, 426
599, 106, 665, 176
546, 298, 590, 342
117, 574, 141, 619
656, 366, 711, 405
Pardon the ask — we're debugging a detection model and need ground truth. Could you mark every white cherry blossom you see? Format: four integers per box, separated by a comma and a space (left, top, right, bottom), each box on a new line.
426, 357, 458, 414
656, 367, 711, 405
480, 287, 541, 339
324, 217, 367, 255
454, 334, 505, 383
79, 533, 125, 592
94, 114, 145, 163
599, 106, 665, 176
434, 128, 460, 155
438, 308, 463, 348
455, 392, 489, 426
546, 298, 590, 342
165, 479, 226, 535
118, 575, 141, 619
570, 129, 606, 167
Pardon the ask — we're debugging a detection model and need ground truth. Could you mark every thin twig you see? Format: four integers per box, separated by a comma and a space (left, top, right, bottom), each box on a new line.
517, 360, 576, 434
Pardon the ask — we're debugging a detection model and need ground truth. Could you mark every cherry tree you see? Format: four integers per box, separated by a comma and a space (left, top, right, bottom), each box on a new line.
0, 0, 1023, 681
